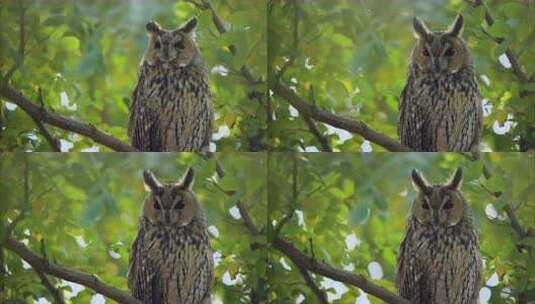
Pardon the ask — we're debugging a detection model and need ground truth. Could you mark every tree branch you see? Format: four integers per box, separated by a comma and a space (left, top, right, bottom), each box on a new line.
199, 0, 263, 85
2, 0, 26, 86
3, 237, 141, 304
466, 0, 533, 83
504, 202, 534, 239
272, 82, 410, 151
0, 84, 136, 152
272, 237, 411, 304
235, 197, 410, 304
301, 87, 332, 151
30, 88, 61, 152
33, 268, 65, 304
477, 160, 534, 239
294, 262, 328, 303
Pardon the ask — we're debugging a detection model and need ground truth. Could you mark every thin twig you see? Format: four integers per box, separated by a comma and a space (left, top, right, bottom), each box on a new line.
295, 262, 328, 303
33, 269, 65, 304
30, 88, 61, 152
465, 0, 533, 83
2, 0, 26, 86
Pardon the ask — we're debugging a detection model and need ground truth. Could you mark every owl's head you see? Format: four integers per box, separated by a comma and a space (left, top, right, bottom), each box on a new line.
141, 168, 201, 227
410, 167, 470, 227
411, 14, 471, 76
143, 17, 199, 68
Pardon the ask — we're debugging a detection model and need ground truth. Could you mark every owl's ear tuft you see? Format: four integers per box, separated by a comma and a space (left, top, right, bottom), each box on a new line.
143, 170, 162, 192
178, 17, 197, 34
413, 16, 431, 40
178, 167, 195, 190
146, 21, 163, 35
411, 169, 430, 193
446, 14, 464, 37
445, 167, 463, 190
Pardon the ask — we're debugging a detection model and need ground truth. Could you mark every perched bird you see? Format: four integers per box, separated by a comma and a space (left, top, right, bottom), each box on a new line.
398, 15, 483, 152
128, 168, 213, 303
396, 167, 482, 303
128, 18, 213, 151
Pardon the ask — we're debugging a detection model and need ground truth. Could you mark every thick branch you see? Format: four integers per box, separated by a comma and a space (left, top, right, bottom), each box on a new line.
272, 82, 410, 151
236, 198, 409, 304
0, 85, 136, 152
272, 237, 410, 304
4, 237, 141, 304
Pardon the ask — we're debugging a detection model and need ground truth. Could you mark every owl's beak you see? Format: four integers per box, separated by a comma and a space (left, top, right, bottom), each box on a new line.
432, 210, 440, 226
432, 62, 441, 75
164, 212, 171, 224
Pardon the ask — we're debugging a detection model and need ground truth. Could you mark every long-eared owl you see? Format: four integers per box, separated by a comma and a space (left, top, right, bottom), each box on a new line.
128, 168, 213, 304
128, 18, 214, 151
397, 15, 483, 152
396, 167, 482, 303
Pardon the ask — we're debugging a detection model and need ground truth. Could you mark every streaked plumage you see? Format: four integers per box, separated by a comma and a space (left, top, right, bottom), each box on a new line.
398, 15, 483, 152
128, 18, 213, 151
396, 167, 482, 303
128, 169, 213, 304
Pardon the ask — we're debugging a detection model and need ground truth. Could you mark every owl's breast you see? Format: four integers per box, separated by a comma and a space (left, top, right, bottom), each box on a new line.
143, 227, 212, 303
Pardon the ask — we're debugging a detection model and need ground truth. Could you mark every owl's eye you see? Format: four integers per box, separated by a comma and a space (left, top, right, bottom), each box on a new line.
443, 200, 454, 210
154, 41, 161, 49
423, 49, 430, 57
153, 200, 161, 210
174, 41, 184, 50
444, 48, 455, 57
175, 200, 185, 210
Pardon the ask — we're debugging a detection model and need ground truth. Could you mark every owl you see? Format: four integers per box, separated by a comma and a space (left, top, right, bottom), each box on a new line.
128, 18, 214, 152
396, 167, 482, 304
128, 168, 214, 304
397, 15, 483, 152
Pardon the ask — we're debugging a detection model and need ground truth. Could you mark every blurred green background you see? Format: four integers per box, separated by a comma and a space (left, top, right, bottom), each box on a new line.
0, 153, 267, 303
268, 0, 535, 152
268, 152, 534, 303
0, 0, 267, 151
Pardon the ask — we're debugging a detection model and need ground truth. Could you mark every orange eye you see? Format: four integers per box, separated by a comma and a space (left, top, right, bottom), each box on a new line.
423, 49, 430, 57
444, 48, 454, 56
154, 41, 161, 49
443, 200, 454, 209
175, 200, 184, 210
154, 200, 161, 210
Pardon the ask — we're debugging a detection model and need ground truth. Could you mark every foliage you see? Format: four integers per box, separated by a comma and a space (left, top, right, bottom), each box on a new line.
0, 153, 267, 303
0, 0, 266, 152
268, 152, 535, 303
268, 0, 535, 152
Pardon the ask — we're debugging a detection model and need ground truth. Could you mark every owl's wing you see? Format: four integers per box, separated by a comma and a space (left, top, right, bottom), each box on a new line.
450, 91, 483, 152
128, 234, 163, 304
457, 242, 483, 302
128, 73, 162, 151
396, 231, 429, 303
398, 83, 427, 151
